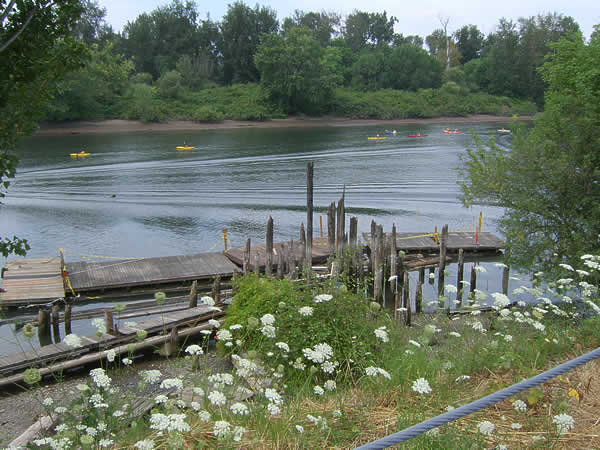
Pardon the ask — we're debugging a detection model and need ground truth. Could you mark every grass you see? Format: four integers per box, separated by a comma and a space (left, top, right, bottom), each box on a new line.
8, 255, 600, 449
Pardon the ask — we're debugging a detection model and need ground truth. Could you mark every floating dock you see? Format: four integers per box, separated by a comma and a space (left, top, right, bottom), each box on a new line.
0, 258, 65, 306
362, 231, 504, 254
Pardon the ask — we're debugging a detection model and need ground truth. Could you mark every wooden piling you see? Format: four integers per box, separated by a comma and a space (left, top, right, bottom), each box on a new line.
306, 162, 314, 267
419, 267, 425, 285
38, 309, 51, 345
336, 196, 345, 256
403, 271, 411, 326
299, 223, 306, 269
469, 264, 477, 304
276, 249, 284, 279
164, 327, 178, 358
373, 225, 384, 304
502, 249, 510, 295
51, 304, 61, 343
349, 217, 358, 249
64, 303, 72, 335
456, 248, 464, 306
415, 282, 423, 314
319, 216, 323, 238
212, 276, 221, 304
266, 216, 273, 276
437, 224, 448, 298
390, 225, 398, 320
104, 309, 115, 335
243, 238, 251, 275
188, 280, 198, 308
287, 240, 296, 278
327, 202, 335, 254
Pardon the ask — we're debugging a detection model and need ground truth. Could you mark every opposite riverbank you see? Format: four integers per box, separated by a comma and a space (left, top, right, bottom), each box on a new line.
35, 115, 531, 136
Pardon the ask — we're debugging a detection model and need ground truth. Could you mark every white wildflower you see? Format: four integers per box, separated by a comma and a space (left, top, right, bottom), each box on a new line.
265, 388, 283, 405
324, 380, 337, 391
412, 378, 432, 394
213, 420, 231, 438
477, 420, 495, 436
267, 403, 281, 415
140, 370, 162, 384
408, 339, 421, 348
374, 326, 389, 343
63, 334, 82, 348
104, 349, 116, 362
313, 385, 325, 396
134, 440, 155, 450
512, 399, 527, 412
261, 325, 276, 338
298, 306, 314, 316
296, 425, 304, 433
553, 413, 575, 434
313, 293, 333, 303
260, 314, 276, 326
275, 342, 290, 352
208, 390, 227, 406
230, 402, 249, 415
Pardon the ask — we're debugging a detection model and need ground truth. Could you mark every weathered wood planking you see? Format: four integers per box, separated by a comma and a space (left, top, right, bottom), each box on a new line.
0, 258, 65, 306
0, 305, 222, 376
66, 252, 239, 292
225, 237, 332, 270
362, 232, 504, 253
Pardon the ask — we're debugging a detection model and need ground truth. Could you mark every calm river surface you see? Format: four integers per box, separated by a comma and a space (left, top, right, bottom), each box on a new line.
0, 121, 527, 354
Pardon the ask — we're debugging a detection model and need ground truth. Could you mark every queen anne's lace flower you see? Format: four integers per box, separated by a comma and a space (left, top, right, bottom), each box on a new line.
324, 380, 337, 391
303, 343, 333, 363
213, 420, 231, 438
90, 368, 111, 389
208, 390, 227, 406
261, 325, 276, 338
230, 402, 249, 415
374, 326, 389, 343
553, 413, 575, 434
265, 388, 283, 405
140, 370, 162, 384
298, 306, 313, 316
260, 314, 276, 326
313, 385, 325, 396
313, 293, 333, 303
477, 420, 495, 436
412, 378, 432, 394
63, 334, 82, 348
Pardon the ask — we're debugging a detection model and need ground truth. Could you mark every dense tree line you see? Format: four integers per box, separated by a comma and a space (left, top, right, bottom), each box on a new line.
40, 0, 584, 121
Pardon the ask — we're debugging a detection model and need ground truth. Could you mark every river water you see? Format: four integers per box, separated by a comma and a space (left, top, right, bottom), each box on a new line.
0, 121, 524, 354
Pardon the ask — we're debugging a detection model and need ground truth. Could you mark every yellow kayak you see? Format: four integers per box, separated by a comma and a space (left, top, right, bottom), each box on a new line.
70, 152, 90, 158
176, 146, 195, 150
367, 137, 386, 140
497, 128, 511, 133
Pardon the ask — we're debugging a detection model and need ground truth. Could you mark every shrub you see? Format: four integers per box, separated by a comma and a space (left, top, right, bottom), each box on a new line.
190, 106, 224, 122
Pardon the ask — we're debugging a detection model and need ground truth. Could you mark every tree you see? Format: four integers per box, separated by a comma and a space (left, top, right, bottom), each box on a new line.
459, 30, 600, 275
220, 1, 278, 84
454, 24, 484, 64
1, 0, 86, 257
343, 10, 397, 52
282, 10, 340, 47
255, 27, 341, 114
426, 28, 461, 68
72, 0, 113, 46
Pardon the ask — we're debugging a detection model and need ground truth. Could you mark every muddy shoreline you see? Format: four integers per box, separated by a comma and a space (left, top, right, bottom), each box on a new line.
34, 115, 528, 136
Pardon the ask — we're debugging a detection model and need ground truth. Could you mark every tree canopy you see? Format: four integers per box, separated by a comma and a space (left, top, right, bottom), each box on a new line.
1, 0, 86, 256
460, 29, 600, 274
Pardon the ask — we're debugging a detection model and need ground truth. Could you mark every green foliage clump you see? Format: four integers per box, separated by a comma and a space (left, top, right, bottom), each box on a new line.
190, 105, 225, 122
156, 70, 183, 99
222, 274, 392, 386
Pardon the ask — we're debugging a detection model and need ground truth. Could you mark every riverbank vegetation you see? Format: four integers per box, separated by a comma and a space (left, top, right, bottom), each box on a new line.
37, 0, 590, 123
14, 255, 600, 449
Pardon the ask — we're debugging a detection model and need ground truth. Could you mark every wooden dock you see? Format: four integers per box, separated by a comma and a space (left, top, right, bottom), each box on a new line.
362, 231, 504, 254
66, 252, 239, 293
0, 258, 65, 306
0, 305, 222, 377
224, 237, 332, 270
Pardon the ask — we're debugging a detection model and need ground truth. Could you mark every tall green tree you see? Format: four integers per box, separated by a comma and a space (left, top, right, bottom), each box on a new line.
454, 24, 484, 64
425, 28, 461, 68
282, 10, 340, 47
1, 0, 86, 256
459, 29, 600, 274
220, 1, 278, 84
255, 27, 341, 114
343, 10, 396, 52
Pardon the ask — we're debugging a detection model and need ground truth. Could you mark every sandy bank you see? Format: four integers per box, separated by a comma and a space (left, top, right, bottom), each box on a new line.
35, 115, 528, 136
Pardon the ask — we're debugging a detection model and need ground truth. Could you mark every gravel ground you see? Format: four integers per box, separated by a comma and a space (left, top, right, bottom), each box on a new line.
0, 346, 231, 447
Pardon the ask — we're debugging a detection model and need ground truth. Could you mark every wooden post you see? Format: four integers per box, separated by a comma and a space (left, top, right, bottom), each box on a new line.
336, 196, 345, 256
288, 240, 296, 278
276, 248, 284, 279
327, 202, 335, 254
104, 309, 115, 335
319, 215, 323, 238
419, 267, 425, 285
349, 216, 358, 248
502, 249, 510, 295
243, 238, 251, 275
51, 304, 61, 343
437, 224, 448, 298
64, 303, 72, 335
390, 224, 398, 318
456, 248, 464, 306
415, 282, 423, 314
212, 276, 221, 304
299, 223, 306, 269
164, 327, 178, 358
188, 280, 198, 308
266, 216, 273, 276
38, 309, 51, 346
469, 264, 477, 304
403, 271, 411, 326
373, 225, 384, 304
223, 228, 228, 251
306, 162, 314, 268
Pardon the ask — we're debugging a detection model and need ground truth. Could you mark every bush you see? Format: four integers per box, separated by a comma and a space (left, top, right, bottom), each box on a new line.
221, 275, 394, 387
156, 70, 183, 99
190, 105, 224, 122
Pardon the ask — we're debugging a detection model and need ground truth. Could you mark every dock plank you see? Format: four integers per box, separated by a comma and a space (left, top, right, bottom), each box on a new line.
362, 231, 504, 254
0, 258, 64, 306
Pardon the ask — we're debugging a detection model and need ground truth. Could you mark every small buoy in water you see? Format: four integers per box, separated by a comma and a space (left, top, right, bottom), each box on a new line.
111, 194, 116, 198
